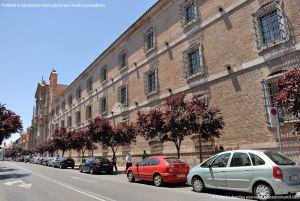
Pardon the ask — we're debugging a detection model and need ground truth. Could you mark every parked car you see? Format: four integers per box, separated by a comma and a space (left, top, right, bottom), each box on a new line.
33, 157, 41, 164
126, 156, 189, 187
53, 157, 75, 169
25, 155, 32, 163
48, 157, 61, 167
30, 157, 37, 163
42, 157, 51, 166
187, 150, 300, 201
79, 157, 113, 174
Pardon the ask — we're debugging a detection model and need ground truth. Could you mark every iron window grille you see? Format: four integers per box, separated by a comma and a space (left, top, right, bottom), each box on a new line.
87, 77, 93, 92
183, 43, 204, 78
68, 94, 73, 106
61, 100, 65, 111
261, 72, 298, 125
100, 66, 107, 83
144, 28, 155, 52
76, 87, 82, 100
76, 111, 81, 125
252, 0, 288, 51
118, 85, 128, 106
55, 105, 59, 116
118, 50, 127, 70
144, 67, 159, 95
179, 0, 198, 28
67, 116, 72, 127
86, 105, 92, 120
100, 96, 107, 115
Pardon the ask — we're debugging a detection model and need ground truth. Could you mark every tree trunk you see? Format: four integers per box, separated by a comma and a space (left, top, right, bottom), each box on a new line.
81, 149, 85, 162
198, 132, 203, 162
62, 150, 65, 157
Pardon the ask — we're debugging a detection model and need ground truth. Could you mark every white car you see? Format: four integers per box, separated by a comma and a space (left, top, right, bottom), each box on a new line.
187, 150, 300, 200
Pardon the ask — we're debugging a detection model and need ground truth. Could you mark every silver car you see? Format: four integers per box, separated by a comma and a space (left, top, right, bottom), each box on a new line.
187, 150, 300, 200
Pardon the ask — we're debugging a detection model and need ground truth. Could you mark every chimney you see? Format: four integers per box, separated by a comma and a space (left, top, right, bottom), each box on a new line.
49, 69, 57, 90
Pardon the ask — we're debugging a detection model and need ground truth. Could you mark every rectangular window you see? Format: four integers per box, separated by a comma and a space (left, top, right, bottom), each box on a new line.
68, 94, 73, 106
100, 67, 107, 82
100, 96, 107, 114
76, 111, 81, 125
121, 87, 127, 105
61, 100, 65, 111
55, 105, 59, 116
185, 3, 195, 23
61, 120, 65, 128
87, 77, 93, 92
145, 30, 154, 51
259, 10, 281, 45
67, 116, 72, 127
76, 87, 81, 100
188, 49, 201, 75
86, 105, 92, 120
119, 51, 127, 69
148, 71, 156, 92
252, 1, 288, 51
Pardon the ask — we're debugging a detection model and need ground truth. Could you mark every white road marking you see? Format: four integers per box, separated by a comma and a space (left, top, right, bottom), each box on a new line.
7, 162, 116, 201
72, 176, 96, 183
3, 180, 32, 189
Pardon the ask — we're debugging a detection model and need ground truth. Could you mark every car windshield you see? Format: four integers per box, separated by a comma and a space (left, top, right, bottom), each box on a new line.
164, 158, 183, 163
264, 151, 296, 165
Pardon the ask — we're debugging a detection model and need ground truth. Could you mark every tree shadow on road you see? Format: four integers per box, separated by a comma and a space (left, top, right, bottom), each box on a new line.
133, 180, 188, 189
0, 167, 17, 173
0, 173, 31, 181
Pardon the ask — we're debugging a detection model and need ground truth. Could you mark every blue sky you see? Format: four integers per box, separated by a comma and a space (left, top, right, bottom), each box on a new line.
0, 0, 157, 145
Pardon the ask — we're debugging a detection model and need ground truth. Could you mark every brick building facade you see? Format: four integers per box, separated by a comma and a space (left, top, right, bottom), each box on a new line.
30, 0, 300, 166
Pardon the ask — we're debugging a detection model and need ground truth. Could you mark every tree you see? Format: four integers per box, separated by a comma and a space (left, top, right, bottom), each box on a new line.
273, 68, 300, 133
35, 143, 46, 156
70, 130, 94, 161
52, 128, 70, 156
44, 139, 57, 156
136, 93, 224, 159
0, 103, 23, 144
88, 117, 136, 169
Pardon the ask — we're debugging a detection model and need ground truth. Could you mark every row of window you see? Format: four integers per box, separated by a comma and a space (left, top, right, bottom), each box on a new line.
53, 1, 288, 122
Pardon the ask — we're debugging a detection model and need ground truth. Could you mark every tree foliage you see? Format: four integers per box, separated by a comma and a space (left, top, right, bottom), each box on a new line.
70, 130, 94, 161
0, 103, 23, 144
273, 68, 300, 132
52, 128, 71, 156
136, 93, 224, 158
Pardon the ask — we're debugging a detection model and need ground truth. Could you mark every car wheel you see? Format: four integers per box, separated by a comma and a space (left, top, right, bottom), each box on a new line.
127, 171, 135, 182
153, 174, 163, 187
79, 166, 83, 173
254, 183, 274, 201
90, 167, 94, 175
72, 166, 74, 169
60, 165, 63, 169
192, 177, 205, 192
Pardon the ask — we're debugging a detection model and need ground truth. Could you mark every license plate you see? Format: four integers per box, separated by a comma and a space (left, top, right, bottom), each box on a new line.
290, 175, 299, 181
103, 164, 108, 166
177, 174, 185, 178
67, 161, 72, 163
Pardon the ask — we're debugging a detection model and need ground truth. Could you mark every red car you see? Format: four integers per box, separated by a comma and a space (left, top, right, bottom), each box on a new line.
126, 156, 189, 187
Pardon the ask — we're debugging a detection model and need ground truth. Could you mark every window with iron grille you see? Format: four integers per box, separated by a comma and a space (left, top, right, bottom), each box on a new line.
261, 72, 297, 125
118, 50, 127, 70
100, 66, 107, 82
180, 0, 197, 27
55, 105, 59, 116
183, 44, 204, 78
252, 1, 288, 51
67, 116, 72, 127
61, 100, 65, 111
144, 67, 159, 95
86, 105, 92, 120
144, 28, 155, 52
76, 111, 81, 125
76, 87, 81, 100
61, 120, 65, 128
100, 96, 107, 115
118, 85, 128, 106
87, 77, 93, 92
68, 94, 73, 106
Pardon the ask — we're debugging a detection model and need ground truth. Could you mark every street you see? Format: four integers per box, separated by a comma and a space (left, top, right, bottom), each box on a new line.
0, 161, 250, 201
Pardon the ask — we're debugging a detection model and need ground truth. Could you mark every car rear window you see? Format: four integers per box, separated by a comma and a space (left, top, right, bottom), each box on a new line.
164, 158, 183, 164
96, 158, 110, 163
264, 151, 296, 165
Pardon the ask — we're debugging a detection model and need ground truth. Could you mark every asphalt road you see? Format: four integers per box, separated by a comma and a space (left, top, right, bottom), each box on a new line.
0, 161, 255, 201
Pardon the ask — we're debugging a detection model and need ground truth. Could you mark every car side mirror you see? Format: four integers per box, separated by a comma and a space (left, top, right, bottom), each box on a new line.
208, 163, 212, 168
82, 159, 86, 163
135, 162, 139, 167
